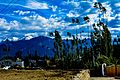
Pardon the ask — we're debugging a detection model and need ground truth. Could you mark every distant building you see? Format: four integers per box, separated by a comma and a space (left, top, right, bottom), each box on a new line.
15, 58, 24, 68
0, 59, 13, 67
0, 57, 24, 69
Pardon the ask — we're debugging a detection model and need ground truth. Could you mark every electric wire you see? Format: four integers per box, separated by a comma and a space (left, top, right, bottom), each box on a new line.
0, 0, 17, 14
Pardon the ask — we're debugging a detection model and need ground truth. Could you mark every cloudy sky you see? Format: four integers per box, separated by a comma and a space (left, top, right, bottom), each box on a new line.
0, 0, 119, 41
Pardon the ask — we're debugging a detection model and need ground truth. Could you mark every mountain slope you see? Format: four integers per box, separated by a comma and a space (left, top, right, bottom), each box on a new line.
0, 36, 54, 58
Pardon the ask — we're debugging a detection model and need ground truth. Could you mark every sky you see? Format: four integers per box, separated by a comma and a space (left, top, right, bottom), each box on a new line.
0, 0, 119, 41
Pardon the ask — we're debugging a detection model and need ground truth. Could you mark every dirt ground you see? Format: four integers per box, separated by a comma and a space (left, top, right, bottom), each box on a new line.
0, 69, 79, 80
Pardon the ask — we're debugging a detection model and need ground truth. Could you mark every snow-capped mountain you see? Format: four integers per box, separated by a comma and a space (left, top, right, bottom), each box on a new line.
0, 35, 92, 58
0, 0, 119, 41
0, 36, 54, 58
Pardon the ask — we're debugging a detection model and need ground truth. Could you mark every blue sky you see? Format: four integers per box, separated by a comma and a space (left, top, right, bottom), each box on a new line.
0, 0, 119, 41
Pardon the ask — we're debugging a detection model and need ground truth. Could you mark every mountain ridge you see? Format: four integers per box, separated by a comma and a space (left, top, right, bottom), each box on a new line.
0, 36, 54, 58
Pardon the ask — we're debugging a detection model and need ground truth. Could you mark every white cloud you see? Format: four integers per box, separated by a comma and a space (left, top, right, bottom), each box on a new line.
22, 26, 42, 30
37, 16, 48, 24
14, 10, 30, 15
10, 20, 20, 29
67, 10, 80, 17
21, 15, 49, 30
24, 33, 39, 40
0, 18, 10, 30
50, 5, 57, 12
102, 2, 116, 21
86, 1, 116, 24
62, 0, 80, 8
10, 37, 19, 41
115, 2, 120, 7
39, 32, 48, 36
20, 14, 70, 34
111, 35, 117, 40
87, 13, 99, 24
78, 34, 89, 39
0, 18, 20, 30
117, 14, 120, 20
62, 36, 73, 40
62, 32, 88, 40
25, 35, 33, 40
0, 0, 118, 40
22, 17, 30, 20
25, 33, 38, 37
108, 27, 120, 31
116, 25, 120, 27
93, 0, 98, 2
85, 8, 92, 13
27, 1, 49, 9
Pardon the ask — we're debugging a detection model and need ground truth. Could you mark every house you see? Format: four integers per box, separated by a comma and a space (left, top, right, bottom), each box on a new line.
0, 57, 24, 69
0, 59, 13, 67
15, 58, 24, 68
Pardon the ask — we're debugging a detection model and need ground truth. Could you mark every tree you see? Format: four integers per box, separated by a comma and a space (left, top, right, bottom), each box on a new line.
52, 30, 65, 69
83, 2, 112, 68
113, 37, 120, 59
91, 21, 112, 57
54, 30, 63, 60
15, 50, 22, 59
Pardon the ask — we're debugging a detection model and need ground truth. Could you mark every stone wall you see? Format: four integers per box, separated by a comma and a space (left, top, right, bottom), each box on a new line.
72, 70, 90, 80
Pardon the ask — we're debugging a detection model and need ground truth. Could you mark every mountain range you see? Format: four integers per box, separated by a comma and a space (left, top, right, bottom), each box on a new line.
0, 36, 54, 58
0, 35, 92, 58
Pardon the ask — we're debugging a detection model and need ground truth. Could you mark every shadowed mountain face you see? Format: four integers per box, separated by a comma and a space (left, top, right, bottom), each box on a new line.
0, 36, 92, 58
0, 36, 54, 58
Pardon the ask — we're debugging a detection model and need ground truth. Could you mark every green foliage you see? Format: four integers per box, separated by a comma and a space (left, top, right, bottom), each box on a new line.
54, 30, 63, 60
49, 2, 113, 70
91, 21, 112, 57
96, 55, 110, 65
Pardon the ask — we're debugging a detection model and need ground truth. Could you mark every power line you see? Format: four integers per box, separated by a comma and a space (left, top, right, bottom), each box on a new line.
0, 0, 18, 14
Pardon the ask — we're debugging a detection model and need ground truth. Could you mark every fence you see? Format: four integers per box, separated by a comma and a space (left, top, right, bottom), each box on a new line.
106, 65, 120, 77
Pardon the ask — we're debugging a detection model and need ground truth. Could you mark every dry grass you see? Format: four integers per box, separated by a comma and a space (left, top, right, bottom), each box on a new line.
0, 69, 79, 80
